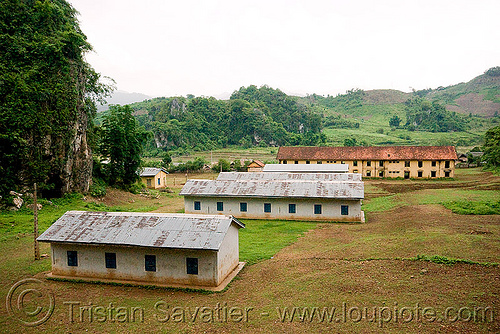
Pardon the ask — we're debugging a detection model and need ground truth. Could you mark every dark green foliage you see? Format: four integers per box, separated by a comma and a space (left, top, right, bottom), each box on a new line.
0, 0, 109, 198
323, 114, 359, 128
131, 85, 324, 155
309, 89, 365, 112
212, 159, 231, 172
483, 125, 500, 167
167, 157, 206, 173
161, 151, 172, 166
404, 97, 466, 132
443, 200, 500, 215
389, 115, 402, 127
344, 137, 358, 146
485, 66, 500, 77
89, 178, 107, 197
412, 254, 498, 267
98, 105, 149, 186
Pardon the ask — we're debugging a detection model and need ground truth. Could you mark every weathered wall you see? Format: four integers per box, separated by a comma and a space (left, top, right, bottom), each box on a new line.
280, 159, 455, 178
184, 196, 363, 222
216, 223, 240, 285
50, 243, 219, 287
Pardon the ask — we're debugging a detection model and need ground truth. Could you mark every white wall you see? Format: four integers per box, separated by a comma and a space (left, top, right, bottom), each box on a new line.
50, 243, 220, 287
184, 196, 363, 222
216, 223, 240, 285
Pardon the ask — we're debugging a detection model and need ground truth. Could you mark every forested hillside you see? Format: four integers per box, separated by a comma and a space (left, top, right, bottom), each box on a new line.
128, 85, 325, 156
98, 67, 500, 158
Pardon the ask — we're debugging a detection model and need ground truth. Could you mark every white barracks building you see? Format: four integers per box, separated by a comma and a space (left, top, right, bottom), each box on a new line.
180, 172, 365, 222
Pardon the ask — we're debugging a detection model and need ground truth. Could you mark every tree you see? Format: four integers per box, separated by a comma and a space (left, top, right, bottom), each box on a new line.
0, 0, 111, 198
212, 159, 231, 172
483, 125, 500, 168
161, 152, 172, 167
389, 115, 402, 127
99, 105, 148, 186
344, 137, 358, 146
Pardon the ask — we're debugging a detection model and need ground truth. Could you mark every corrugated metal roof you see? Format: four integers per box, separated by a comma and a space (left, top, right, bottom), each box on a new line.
180, 179, 364, 199
217, 172, 361, 182
37, 211, 244, 250
277, 146, 458, 161
262, 164, 349, 173
139, 167, 168, 177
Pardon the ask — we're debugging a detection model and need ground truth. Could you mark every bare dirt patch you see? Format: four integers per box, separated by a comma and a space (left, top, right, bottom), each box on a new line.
447, 93, 500, 117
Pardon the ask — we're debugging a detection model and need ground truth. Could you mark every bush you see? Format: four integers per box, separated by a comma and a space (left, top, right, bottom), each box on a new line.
89, 179, 107, 197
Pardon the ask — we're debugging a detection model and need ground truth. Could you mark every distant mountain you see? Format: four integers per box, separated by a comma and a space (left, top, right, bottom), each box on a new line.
97, 90, 152, 112
424, 68, 500, 117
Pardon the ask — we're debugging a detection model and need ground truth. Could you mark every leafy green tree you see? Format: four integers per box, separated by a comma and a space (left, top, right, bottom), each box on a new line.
389, 115, 402, 127
344, 137, 358, 146
483, 125, 500, 168
404, 97, 465, 132
212, 159, 231, 172
161, 151, 172, 166
99, 105, 149, 186
0, 0, 110, 198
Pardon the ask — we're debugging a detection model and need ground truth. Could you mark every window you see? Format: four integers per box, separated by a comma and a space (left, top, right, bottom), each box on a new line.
145, 255, 156, 272
67, 251, 78, 267
445, 171, 450, 177
379, 161, 384, 167
217, 202, 223, 211
314, 204, 322, 214
445, 161, 450, 168
157, 178, 161, 185
306, 160, 310, 164
264, 203, 271, 213
146, 179, 152, 187
431, 161, 437, 167
367, 161, 371, 167
240, 202, 247, 212
294, 161, 298, 164
418, 171, 423, 178
353, 161, 358, 166
418, 161, 423, 168
317, 161, 322, 164
353, 169, 358, 173
288, 204, 296, 214
186, 257, 198, 275
379, 171, 384, 177
341, 205, 349, 216
105, 252, 116, 269
366, 170, 371, 177
431, 171, 436, 177
283, 160, 287, 164
405, 161, 410, 167
194, 201, 201, 211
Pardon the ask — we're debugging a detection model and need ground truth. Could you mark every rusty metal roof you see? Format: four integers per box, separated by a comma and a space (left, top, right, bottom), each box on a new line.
277, 146, 458, 161
262, 164, 349, 173
217, 172, 361, 182
180, 179, 364, 199
139, 167, 168, 177
37, 211, 244, 250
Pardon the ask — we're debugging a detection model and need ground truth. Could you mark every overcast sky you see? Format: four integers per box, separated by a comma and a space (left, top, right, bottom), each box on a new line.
69, 0, 500, 99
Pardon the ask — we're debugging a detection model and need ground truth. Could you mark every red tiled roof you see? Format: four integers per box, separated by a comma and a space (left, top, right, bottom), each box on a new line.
277, 146, 457, 161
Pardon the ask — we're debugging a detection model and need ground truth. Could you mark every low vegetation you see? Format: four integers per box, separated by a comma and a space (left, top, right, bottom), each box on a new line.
0, 168, 498, 333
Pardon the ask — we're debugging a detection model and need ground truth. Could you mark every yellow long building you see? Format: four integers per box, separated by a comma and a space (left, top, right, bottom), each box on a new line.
277, 146, 457, 179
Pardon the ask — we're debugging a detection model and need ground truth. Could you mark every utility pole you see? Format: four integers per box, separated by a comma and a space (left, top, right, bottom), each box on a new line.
34, 183, 40, 260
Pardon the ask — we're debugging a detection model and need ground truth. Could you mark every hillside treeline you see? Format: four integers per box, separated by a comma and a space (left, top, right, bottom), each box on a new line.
130, 85, 325, 156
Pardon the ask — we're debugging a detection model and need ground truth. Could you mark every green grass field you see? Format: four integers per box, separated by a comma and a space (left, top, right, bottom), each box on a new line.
0, 168, 499, 333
